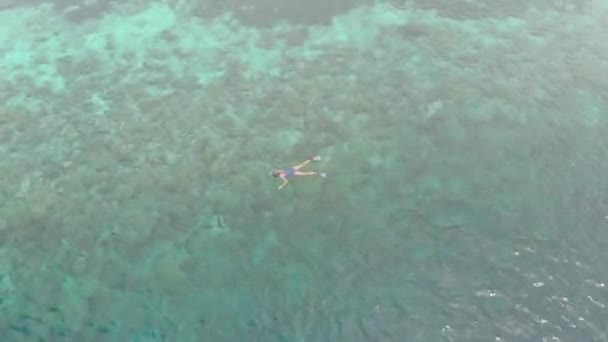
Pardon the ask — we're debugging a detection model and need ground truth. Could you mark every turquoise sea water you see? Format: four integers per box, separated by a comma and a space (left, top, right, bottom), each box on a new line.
1, 1, 607, 341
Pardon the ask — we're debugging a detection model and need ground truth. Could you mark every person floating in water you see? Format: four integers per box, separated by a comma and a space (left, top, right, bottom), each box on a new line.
271, 155, 326, 190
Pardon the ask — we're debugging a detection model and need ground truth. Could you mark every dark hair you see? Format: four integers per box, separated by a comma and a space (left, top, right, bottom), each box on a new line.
271, 170, 281, 178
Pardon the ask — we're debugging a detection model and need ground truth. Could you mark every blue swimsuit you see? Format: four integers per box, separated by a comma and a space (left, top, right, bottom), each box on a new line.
282, 167, 296, 178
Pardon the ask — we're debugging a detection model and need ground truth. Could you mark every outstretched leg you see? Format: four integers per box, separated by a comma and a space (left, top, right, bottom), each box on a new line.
295, 171, 326, 177
293, 159, 312, 170
293, 155, 321, 170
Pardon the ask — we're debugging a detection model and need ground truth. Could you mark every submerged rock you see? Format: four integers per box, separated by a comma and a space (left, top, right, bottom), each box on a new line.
425, 198, 472, 229
191, 0, 372, 27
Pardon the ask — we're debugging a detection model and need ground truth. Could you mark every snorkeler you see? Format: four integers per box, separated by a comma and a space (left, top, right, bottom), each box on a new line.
271, 155, 326, 190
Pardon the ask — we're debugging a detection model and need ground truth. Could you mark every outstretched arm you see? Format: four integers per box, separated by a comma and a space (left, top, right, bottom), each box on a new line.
278, 177, 289, 190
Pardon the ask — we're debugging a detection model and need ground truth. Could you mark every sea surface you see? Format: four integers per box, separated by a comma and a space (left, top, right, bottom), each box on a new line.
0, 0, 607, 340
